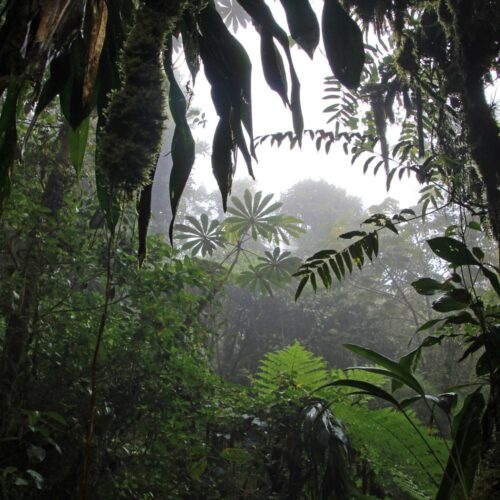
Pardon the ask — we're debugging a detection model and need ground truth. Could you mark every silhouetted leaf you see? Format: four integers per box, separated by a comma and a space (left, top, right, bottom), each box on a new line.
427, 237, 479, 266
279, 0, 319, 58
295, 275, 309, 300
137, 180, 153, 266
411, 278, 444, 296
322, 0, 365, 89
164, 38, 196, 242
260, 29, 289, 105
432, 294, 468, 313
339, 230, 366, 239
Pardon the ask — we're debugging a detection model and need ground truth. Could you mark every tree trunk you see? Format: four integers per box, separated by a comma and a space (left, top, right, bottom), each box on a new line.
0, 125, 71, 438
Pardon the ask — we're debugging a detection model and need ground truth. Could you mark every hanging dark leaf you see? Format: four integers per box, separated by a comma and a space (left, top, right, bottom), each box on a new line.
68, 117, 90, 175
198, 4, 255, 197
137, 180, 153, 266
164, 38, 196, 243
212, 115, 234, 210
59, 34, 92, 129
322, 0, 365, 89
279, 0, 319, 58
180, 13, 201, 83
237, 0, 304, 138
260, 28, 289, 105
34, 55, 71, 118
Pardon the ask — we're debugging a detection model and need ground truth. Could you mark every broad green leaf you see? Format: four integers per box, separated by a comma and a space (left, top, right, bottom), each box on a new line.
343, 344, 425, 395
392, 347, 421, 392
347, 366, 419, 393
432, 295, 468, 313
411, 278, 444, 296
467, 221, 481, 231
427, 237, 479, 266
319, 379, 402, 408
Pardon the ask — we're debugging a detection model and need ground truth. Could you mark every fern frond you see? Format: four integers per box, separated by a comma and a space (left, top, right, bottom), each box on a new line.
253, 342, 329, 396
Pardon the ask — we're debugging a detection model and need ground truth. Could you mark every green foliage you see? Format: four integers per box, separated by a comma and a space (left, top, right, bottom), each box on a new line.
294, 207, 422, 298
0, 0, 370, 230
334, 404, 448, 500
251, 343, 448, 499
97, 4, 168, 193
175, 189, 304, 295
253, 342, 329, 397
326, 222, 500, 499
2, 2, 500, 498
176, 213, 225, 256
165, 39, 196, 243
225, 189, 304, 244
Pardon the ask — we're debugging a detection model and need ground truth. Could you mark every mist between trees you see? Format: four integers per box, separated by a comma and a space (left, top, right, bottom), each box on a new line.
1, 0, 500, 498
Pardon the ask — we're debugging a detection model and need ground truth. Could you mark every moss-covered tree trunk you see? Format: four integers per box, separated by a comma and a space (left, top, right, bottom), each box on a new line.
449, 2, 500, 496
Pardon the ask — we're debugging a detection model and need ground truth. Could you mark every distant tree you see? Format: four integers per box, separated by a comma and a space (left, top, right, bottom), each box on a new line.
281, 179, 363, 257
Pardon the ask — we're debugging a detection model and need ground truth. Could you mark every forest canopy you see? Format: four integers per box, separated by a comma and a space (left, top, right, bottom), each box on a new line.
0, 0, 499, 499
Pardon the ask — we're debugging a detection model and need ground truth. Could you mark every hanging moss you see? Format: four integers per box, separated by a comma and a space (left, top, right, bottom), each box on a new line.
395, 36, 418, 75
97, 0, 201, 193
97, 6, 167, 192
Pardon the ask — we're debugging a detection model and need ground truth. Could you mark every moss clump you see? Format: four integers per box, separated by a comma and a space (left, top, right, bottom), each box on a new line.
97, 4, 175, 193
395, 36, 418, 75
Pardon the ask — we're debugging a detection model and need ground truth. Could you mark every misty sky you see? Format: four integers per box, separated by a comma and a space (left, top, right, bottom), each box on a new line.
184, 1, 422, 209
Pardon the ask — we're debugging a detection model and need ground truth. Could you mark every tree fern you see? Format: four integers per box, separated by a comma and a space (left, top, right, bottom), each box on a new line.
252, 342, 329, 397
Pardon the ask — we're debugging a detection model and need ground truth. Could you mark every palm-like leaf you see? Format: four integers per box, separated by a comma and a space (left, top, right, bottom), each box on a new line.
257, 247, 301, 281
235, 265, 275, 295
236, 247, 301, 294
225, 189, 304, 244
174, 213, 225, 256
